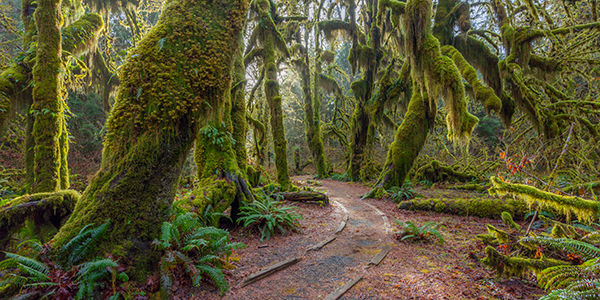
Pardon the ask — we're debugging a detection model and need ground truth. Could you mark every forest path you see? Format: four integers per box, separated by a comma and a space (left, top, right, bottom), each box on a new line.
216, 176, 394, 300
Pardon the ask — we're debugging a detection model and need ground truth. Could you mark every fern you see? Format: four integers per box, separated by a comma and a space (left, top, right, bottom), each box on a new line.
395, 220, 445, 245
58, 219, 110, 269
0, 220, 125, 299
154, 209, 245, 298
520, 236, 600, 261
238, 197, 302, 241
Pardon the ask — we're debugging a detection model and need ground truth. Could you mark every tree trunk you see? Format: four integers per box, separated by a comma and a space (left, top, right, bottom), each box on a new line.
373, 89, 430, 190
264, 36, 291, 190
52, 0, 248, 278
348, 0, 380, 181
31, 0, 63, 193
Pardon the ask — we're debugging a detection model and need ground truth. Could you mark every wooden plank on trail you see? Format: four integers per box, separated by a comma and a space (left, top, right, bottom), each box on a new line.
307, 236, 336, 251
368, 245, 393, 266
336, 214, 348, 233
323, 275, 363, 300
241, 257, 302, 287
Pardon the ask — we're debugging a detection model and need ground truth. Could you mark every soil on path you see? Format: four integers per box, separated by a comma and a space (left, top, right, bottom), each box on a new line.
195, 177, 544, 299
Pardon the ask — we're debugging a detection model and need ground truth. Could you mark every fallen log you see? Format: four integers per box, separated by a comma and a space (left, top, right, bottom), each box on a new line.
279, 191, 329, 205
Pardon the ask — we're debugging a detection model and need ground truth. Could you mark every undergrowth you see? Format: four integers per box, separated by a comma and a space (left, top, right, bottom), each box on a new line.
153, 207, 245, 298
0, 220, 127, 299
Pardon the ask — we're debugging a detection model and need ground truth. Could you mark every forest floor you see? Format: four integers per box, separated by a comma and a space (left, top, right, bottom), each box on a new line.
192, 176, 545, 300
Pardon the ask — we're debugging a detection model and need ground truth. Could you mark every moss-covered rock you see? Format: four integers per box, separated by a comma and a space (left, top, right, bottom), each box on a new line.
397, 196, 528, 219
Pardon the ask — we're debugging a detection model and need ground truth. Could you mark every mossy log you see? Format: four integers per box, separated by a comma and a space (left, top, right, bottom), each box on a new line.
51, 0, 248, 279
481, 246, 568, 278
279, 191, 330, 205
397, 196, 528, 219
0, 190, 80, 259
414, 160, 477, 183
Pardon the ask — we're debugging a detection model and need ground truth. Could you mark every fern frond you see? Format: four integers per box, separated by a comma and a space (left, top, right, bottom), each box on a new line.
520, 236, 600, 260
197, 264, 228, 295
60, 220, 110, 269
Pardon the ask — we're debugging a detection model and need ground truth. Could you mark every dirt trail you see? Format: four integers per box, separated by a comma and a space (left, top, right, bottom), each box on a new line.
197, 177, 544, 300
213, 176, 393, 299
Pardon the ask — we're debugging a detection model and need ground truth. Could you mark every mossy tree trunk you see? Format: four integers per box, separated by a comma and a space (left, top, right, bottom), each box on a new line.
248, 0, 292, 190
31, 0, 63, 193
52, 0, 248, 277
373, 86, 430, 190
297, 10, 328, 179
348, 0, 381, 181
368, 0, 480, 194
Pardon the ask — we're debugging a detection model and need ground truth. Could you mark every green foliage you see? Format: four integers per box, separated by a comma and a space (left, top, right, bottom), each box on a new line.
394, 219, 445, 245
330, 172, 349, 182
199, 124, 236, 149
0, 220, 124, 299
386, 181, 416, 202
538, 257, 600, 300
238, 197, 302, 241
153, 210, 244, 297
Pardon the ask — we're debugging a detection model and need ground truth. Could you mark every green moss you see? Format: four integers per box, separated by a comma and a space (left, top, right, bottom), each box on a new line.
0, 190, 80, 249
481, 246, 567, 278
398, 196, 528, 219
0, 63, 29, 135
501, 211, 521, 231
374, 87, 430, 190
31, 0, 63, 193
489, 176, 600, 223
377, 0, 406, 28
61, 13, 104, 56
175, 177, 237, 215
414, 160, 476, 183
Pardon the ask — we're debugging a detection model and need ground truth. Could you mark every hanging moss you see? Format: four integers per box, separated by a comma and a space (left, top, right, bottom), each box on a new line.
441, 45, 502, 114
320, 50, 335, 65
489, 177, 600, 223
318, 74, 342, 95
0, 64, 29, 135
397, 196, 528, 219
61, 13, 104, 56
51, 0, 249, 279
317, 20, 355, 42
481, 246, 567, 278
377, 0, 406, 28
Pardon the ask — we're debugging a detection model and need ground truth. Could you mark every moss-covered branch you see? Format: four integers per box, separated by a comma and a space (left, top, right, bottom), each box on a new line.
489, 177, 600, 223
61, 13, 104, 56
